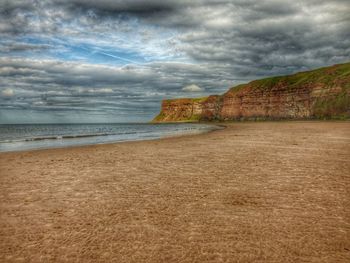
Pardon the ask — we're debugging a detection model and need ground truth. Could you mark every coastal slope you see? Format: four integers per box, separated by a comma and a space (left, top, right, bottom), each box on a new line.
153, 62, 350, 122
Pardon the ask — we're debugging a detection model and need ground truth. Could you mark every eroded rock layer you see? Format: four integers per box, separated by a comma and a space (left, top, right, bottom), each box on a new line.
153, 63, 350, 122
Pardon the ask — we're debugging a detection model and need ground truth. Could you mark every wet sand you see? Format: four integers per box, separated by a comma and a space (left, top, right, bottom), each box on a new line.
0, 121, 349, 262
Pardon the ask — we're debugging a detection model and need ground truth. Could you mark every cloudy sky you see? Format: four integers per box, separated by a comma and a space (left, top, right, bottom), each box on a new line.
0, 0, 349, 123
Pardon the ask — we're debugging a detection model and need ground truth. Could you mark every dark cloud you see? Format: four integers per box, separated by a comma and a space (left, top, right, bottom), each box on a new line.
0, 0, 36, 14
0, 42, 51, 52
57, 0, 181, 17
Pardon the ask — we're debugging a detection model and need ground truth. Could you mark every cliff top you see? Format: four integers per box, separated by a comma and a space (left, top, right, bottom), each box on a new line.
228, 62, 350, 94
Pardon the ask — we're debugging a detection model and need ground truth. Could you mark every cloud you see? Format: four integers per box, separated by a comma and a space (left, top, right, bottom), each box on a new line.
0, 42, 51, 52
0, 0, 349, 122
182, 84, 203, 92
57, 0, 182, 17
1, 88, 14, 97
0, 57, 229, 123
88, 88, 113, 93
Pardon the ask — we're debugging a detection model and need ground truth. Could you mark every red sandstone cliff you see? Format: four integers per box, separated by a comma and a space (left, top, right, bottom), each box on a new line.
153, 63, 350, 122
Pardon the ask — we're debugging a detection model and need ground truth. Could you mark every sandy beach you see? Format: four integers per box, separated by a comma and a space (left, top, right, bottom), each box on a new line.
0, 121, 349, 262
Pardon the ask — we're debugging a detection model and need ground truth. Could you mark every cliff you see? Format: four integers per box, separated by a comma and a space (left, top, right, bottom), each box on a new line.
153, 62, 350, 122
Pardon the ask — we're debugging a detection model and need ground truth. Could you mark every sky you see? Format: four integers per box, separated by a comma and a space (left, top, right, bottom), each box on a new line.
0, 0, 349, 123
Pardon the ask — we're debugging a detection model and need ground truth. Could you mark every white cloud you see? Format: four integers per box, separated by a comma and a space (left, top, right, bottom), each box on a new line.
1, 88, 14, 97
87, 88, 113, 93
182, 84, 203, 92
99, 88, 113, 93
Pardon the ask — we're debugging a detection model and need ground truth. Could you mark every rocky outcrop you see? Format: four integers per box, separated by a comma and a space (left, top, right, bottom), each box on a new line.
152, 98, 208, 122
153, 62, 350, 122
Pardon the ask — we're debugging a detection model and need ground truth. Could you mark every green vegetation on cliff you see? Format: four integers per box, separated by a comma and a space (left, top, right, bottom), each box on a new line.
313, 90, 350, 119
152, 111, 166, 122
229, 62, 350, 92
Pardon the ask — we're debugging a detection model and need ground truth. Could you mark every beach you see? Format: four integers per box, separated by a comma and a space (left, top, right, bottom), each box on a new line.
0, 121, 349, 262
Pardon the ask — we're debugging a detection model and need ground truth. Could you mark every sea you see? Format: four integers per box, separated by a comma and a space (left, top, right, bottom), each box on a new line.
0, 123, 219, 152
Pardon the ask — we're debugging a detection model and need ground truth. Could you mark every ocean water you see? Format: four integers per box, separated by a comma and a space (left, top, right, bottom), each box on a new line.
0, 123, 218, 152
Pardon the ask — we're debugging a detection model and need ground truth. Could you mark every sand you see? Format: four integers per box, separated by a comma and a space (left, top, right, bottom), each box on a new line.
0, 121, 349, 262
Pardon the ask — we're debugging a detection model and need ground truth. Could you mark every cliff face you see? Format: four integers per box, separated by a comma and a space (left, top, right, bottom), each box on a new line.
153, 63, 350, 122
152, 98, 208, 122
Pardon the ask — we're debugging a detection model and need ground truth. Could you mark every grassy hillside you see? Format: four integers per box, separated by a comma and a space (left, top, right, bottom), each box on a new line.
230, 62, 350, 92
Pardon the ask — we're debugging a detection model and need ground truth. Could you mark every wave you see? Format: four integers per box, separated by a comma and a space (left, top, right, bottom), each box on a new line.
0, 125, 214, 145
0, 131, 152, 143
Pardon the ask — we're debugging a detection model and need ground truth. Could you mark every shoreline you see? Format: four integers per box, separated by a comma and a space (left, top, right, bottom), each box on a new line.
0, 124, 225, 155
1, 121, 349, 262
2, 119, 349, 154
0, 123, 223, 154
